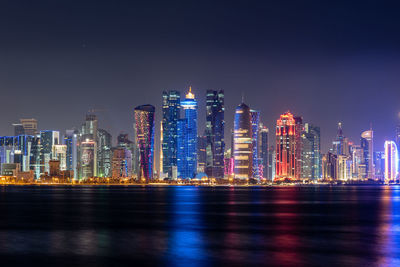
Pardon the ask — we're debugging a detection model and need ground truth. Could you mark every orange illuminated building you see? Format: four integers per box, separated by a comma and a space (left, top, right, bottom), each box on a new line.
275, 112, 301, 181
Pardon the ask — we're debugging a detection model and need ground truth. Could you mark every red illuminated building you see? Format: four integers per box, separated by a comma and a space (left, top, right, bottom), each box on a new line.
275, 112, 302, 181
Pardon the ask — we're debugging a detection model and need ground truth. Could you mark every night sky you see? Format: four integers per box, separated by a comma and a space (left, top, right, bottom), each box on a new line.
1, 0, 400, 156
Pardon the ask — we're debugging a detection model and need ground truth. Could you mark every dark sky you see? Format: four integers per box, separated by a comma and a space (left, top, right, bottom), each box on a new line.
1, 0, 400, 155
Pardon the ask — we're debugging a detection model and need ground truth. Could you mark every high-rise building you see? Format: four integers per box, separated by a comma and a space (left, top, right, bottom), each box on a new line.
40, 131, 60, 174
197, 135, 207, 173
177, 87, 198, 179
64, 130, 78, 179
205, 90, 225, 178
294, 116, 303, 179
112, 147, 132, 179
336, 154, 352, 180
250, 110, 260, 179
80, 114, 98, 178
275, 112, 297, 181
258, 125, 269, 179
332, 123, 350, 156
374, 151, 385, 180
268, 145, 275, 181
301, 123, 321, 180
13, 124, 25, 136
162, 90, 180, 177
351, 145, 364, 179
97, 129, 112, 177
233, 102, 252, 180
361, 130, 374, 179
396, 124, 400, 150
52, 144, 67, 171
20, 119, 38, 135
134, 104, 155, 182
384, 141, 398, 182
322, 152, 337, 180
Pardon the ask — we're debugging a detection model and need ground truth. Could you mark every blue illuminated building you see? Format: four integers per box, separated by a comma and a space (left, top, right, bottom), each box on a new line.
162, 90, 181, 177
251, 109, 260, 179
177, 87, 198, 179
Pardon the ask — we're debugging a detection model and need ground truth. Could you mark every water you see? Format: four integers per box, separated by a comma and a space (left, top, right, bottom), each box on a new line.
0, 185, 399, 266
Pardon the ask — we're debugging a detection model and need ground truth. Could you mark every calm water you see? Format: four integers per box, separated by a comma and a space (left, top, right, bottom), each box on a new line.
0, 185, 399, 266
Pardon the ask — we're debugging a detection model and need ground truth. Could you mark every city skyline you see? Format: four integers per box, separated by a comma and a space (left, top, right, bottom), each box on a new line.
1, 1, 400, 156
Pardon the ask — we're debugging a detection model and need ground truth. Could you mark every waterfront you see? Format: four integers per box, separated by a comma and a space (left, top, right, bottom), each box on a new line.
0, 186, 400, 266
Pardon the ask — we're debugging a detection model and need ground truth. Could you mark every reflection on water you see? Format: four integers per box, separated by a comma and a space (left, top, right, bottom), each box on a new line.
0, 186, 399, 266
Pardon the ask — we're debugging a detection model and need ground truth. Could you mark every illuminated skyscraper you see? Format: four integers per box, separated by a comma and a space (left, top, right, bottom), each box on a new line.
97, 129, 112, 177
396, 124, 400, 150
275, 112, 298, 181
258, 125, 269, 179
64, 130, 78, 179
40, 130, 60, 174
20, 119, 38, 136
301, 123, 321, 180
205, 90, 225, 178
361, 129, 374, 179
134, 104, 155, 181
162, 90, 180, 177
197, 135, 207, 173
79, 114, 98, 178
177, 87, 198, 179
384, 141, 398, 182
374, 151, 385, 180
250, 110, 260, 179
233, 102, 252, 179
332, 122, 350, 156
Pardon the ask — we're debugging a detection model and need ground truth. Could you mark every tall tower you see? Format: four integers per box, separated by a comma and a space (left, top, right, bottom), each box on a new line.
384, 140, 398, 182
275, 112, 297, 181
301, 123, 321, 180
233, 102, 252, 179
134, 105, 155, 182
258, 125, 269, 179
97, 129, 112, 177
64, 129, 78, 179
205, 90, 225, 178
177, 87, 198, 179
250, 110, 260, 179
361, 129, 374, 179
80, 114, 98, 178
40, 130, 60, 175
161, 90, 181, 177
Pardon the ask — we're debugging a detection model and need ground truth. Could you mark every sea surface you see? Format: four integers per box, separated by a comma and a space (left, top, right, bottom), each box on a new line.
0, 185, 399, 266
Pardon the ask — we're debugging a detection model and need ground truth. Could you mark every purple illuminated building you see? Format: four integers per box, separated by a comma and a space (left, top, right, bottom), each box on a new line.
134, 105, 155, 182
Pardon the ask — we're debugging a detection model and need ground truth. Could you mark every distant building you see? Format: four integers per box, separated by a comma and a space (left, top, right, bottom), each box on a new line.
250, 110, 260, 179
322, 152, 337, 180
112, 147, 132, 179
80, 114, 98, 178
64, 130, 78, 179
384, 141, 398, 182
233, 102, 252, 180
374, 151, 385, 180
97, 129, 112, 177
134, 104, 155, 181
301, 123, 321, 180
258, 125, 269, 179
205, 90, 225, 178
275, 112, 299, 181
162, 90, 180, 177
197, 135, 207, 173
40, 131, 60, 174
177, 87, 198, 179
361, 130, 374, 179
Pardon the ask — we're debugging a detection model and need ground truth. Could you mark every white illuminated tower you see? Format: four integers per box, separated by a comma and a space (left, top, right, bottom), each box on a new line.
384, 141, 399, 183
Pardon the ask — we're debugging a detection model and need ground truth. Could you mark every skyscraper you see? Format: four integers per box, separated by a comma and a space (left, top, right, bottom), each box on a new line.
134, 104, 155, 182
233, 102, 252, 180
162, 90, 180, 177
258, 125, 269, 179
64, 130, 78, 179
384, 140, 398, 182
97, 129, 112, 177
205, 90, 225, 178
197, 135, 207, 174
275, 112, 297, 181
361, 129, 374, 179
80, 114, 98, 178
40, 130, 60, 174
20, 119, 38, 135
332, 122, 350, 156
177, 87, 198, 179
396, 124, 400, 150
301, 123, 321, 180
250, 109, 260, 179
